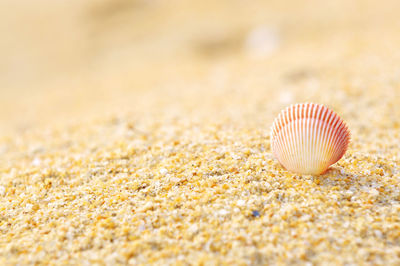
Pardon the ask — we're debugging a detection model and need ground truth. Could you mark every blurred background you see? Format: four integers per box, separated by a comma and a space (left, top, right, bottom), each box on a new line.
1, 0, 400, 133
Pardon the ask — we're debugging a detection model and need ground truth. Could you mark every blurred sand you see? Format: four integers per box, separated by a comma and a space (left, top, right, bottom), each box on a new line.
1, 0, 400, 264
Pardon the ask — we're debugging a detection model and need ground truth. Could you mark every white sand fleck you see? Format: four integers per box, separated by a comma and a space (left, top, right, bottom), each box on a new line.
218, 209, 229, 216
159, 168, 168, 176
237, 199, 246, 207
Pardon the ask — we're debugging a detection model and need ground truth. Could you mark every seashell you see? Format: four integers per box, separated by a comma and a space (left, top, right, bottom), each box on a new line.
271, 103, 350, 175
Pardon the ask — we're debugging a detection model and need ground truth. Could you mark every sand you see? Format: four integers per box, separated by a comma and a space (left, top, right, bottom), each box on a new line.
1, 0, 400, 264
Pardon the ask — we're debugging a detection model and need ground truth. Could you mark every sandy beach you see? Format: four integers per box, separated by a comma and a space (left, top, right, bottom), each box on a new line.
1, 0, 400, 264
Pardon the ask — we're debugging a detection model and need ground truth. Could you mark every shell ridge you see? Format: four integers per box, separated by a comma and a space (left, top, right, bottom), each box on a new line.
332, 128, 350, 164
290, 104, 298, 167
313, 106, 320, 169
311, 105, 319, 171
329, 131, 342, 164
293, 106, 300, 170
301, 116, 306, 172
315, 105, 327, 171
307, 117, 312, 172
285, 110, 293, 167
332, 123, 347, 162
337, 132, 349, 161
330, 135, 345, 165
307, 104, 313, 169
321, 108, 330, 158
296, 117, 302, 171
328, 114, 343, 156
324, 109, 348, 166
315, 105, 325, 171
318, 105, 328, 146
324, 109, 338, 156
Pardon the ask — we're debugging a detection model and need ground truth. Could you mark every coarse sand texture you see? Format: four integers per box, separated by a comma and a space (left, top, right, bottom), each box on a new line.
1, 0, 400, 265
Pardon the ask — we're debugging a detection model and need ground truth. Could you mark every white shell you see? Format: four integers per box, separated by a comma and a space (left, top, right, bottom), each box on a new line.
271, 103, 350, 175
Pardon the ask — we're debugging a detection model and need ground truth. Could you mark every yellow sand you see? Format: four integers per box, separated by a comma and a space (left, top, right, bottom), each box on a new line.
1, 0, 400, 264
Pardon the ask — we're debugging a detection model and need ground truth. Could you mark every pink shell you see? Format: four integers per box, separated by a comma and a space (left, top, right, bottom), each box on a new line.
271, 103, 350, 175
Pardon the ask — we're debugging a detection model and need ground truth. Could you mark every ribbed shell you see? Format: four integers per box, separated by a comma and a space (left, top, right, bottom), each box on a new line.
271, 103, 350, 175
